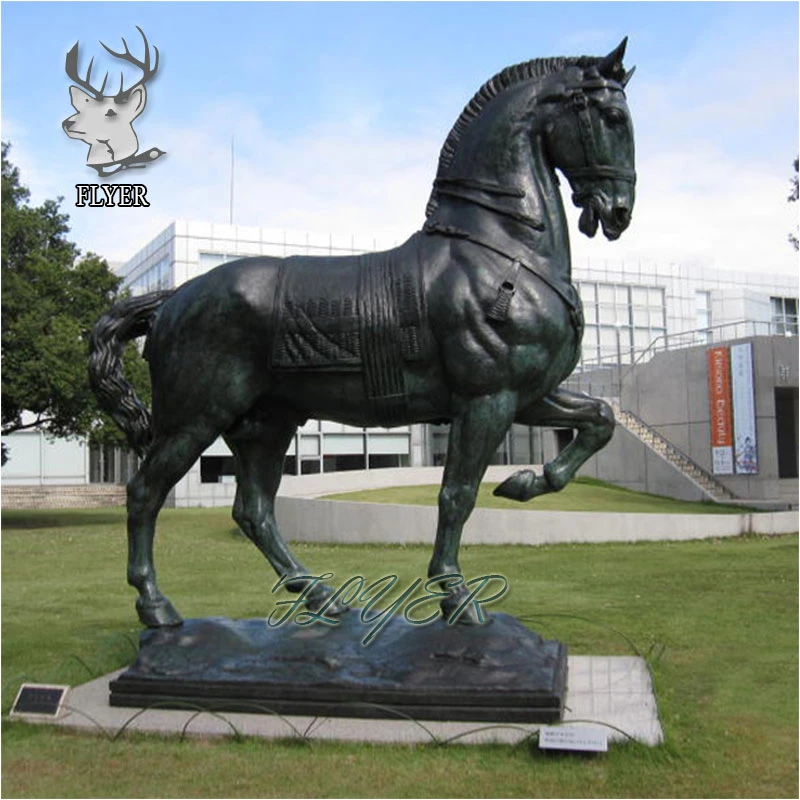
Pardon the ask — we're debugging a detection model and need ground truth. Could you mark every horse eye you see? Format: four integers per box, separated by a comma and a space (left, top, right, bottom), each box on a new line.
105, 109, 117, 118
603, 108, 626, 125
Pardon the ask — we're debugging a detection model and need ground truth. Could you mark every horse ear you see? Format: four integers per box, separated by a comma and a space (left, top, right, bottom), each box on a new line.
622, 66, 636, 88
598, 37, 628, 79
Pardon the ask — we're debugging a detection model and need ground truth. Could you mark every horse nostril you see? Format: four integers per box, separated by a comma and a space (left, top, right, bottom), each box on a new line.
613, 205, 630, 226
63, 119, 74, 130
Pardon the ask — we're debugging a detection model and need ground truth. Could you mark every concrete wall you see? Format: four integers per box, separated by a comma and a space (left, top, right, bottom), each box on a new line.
3, 484, 125, 509
275, 496, 797, 546
589, 335, 799, 503
173, 465, 540, 508
2, 430, 89, 486
579, 424, 707, 502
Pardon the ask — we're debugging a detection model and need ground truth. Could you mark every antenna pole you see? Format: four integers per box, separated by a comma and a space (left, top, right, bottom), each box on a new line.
229, 137, 235, 225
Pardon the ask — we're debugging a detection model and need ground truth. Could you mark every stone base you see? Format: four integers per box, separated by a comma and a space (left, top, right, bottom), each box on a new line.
110, 613, 567, 723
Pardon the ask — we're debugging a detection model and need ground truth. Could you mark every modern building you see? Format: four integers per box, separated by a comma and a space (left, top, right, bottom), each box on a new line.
3, 219, 797, 508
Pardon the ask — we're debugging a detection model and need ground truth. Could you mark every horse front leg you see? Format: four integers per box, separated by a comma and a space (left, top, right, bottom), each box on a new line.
494, 387, 614, 502
429, 390, 517, 624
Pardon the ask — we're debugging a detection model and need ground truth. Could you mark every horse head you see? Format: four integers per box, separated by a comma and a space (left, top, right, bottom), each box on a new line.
539, 38, 636, 241
425, 41, 636, 246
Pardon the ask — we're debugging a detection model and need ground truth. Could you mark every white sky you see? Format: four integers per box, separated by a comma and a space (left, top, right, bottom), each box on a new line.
2, 2, 798, 276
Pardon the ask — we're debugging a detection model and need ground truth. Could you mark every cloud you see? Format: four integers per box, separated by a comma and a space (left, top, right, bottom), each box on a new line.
42, 97, 441, 262
569, 143, 798, 274
8, 24, 798, 279
584, 30, 800, 276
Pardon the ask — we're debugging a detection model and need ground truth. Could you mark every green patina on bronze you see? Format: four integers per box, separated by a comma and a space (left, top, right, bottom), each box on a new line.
89, 40, 636, 629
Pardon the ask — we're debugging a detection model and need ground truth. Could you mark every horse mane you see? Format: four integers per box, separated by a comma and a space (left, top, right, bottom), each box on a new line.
425, 55, 599, 219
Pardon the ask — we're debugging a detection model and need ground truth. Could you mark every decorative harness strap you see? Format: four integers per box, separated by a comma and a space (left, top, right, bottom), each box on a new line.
426, 78, 636, 335
423, 218, 584, 336
357, 249, 408, 427
431, 177, 545, 232
559, 81, 636, 187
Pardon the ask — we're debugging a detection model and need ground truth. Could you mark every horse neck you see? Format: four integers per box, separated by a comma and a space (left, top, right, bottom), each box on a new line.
529, 135, 572, 279
429, 105, 572, 283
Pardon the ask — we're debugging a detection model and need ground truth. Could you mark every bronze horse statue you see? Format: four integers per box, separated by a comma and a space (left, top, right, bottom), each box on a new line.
90, 40, 636, 628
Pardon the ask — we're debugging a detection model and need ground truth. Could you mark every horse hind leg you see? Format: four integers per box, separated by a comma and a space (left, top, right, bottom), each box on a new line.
225, 412, 348, 616
494, 387, 614, 502
127, 425, 221, 627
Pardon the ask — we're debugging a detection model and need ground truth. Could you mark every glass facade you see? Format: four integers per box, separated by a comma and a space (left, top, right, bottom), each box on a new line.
771, 296, 798, 335
695, 290, 712, 344
198, 252, 238, 270
100, 221, 798, 504
129, 256, 172, 295
577, 281, 666, 366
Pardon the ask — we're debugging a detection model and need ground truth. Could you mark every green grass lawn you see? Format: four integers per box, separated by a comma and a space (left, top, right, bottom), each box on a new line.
323, 476, 754, 513
2, 506, 797, 798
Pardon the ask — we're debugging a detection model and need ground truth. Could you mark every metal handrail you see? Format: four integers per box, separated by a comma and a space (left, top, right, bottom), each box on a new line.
612, 403, 734, 499
627, 320, 780, 372
575, 319, 784, 375
567, 320, 788, 398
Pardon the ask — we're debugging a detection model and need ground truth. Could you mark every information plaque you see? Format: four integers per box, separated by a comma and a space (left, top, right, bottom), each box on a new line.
539, 724, 608, 752
10, 684, 69, 718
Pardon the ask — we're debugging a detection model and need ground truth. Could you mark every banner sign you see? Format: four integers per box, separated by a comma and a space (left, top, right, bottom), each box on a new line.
707, 346, 734, 475
730, 342, 758, 474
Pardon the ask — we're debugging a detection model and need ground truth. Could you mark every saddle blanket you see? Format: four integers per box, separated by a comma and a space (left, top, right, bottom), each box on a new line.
272, 234, 427, 425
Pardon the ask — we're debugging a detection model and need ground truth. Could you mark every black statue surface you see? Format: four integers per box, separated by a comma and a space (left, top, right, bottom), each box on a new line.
90, 42, 636, 643
110, 613, 567, 722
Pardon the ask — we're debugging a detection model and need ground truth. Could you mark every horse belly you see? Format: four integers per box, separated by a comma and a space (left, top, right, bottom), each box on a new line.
268, 353, 450, 429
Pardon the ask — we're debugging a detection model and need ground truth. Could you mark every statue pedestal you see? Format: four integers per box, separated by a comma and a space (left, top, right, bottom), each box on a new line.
110, 613, 567, 723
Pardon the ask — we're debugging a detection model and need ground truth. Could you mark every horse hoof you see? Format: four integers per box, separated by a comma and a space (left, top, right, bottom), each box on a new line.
136, 596, 183, 628
306, 584, 350, 618
440, 589, 492, 626
494, 469, 540, 501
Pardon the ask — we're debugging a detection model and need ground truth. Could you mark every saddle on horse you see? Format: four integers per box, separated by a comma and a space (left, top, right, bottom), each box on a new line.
272, 233, 428, 426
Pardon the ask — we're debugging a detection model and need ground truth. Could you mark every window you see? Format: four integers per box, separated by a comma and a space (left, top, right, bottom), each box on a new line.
771, 297, 798, 336
576, 282, 666, 368
129, 257, 172, 296
198, 252, 238, 272
696, 291, 712, 343
89, 445, 138, 483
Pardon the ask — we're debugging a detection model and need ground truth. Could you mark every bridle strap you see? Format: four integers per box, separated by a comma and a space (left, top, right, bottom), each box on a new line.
561, 83, 636, 186
571, 90, 599, 169
561, 165, 636, 183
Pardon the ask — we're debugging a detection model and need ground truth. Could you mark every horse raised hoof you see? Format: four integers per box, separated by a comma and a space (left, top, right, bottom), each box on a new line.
136, 595, 183, 628
493, 469, 551, 501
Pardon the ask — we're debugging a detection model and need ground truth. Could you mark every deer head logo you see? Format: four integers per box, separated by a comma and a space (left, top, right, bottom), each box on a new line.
62, 27, 165, 178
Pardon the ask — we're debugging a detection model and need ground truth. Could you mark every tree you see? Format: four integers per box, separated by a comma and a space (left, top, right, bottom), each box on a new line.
789, 157, 798, 252
1, 143, 150, 460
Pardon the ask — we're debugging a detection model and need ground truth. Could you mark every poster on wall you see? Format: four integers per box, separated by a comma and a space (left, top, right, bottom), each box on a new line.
707, 346, 734, 475
730, 342, 758, 474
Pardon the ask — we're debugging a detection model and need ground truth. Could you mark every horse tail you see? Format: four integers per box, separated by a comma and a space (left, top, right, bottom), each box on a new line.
88, 290, 175, 458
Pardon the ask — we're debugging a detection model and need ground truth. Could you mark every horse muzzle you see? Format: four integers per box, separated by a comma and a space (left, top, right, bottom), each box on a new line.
575, 193, 632, 241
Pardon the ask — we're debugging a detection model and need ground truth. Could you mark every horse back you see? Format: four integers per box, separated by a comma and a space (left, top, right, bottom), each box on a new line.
271, 233, 428, 371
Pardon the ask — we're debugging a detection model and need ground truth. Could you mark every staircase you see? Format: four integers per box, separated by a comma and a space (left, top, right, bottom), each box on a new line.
609, 400, 737, 503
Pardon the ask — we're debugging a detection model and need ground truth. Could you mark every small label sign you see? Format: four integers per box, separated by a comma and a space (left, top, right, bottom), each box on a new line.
10, 684, 69, 718
539, 724, 608, 752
